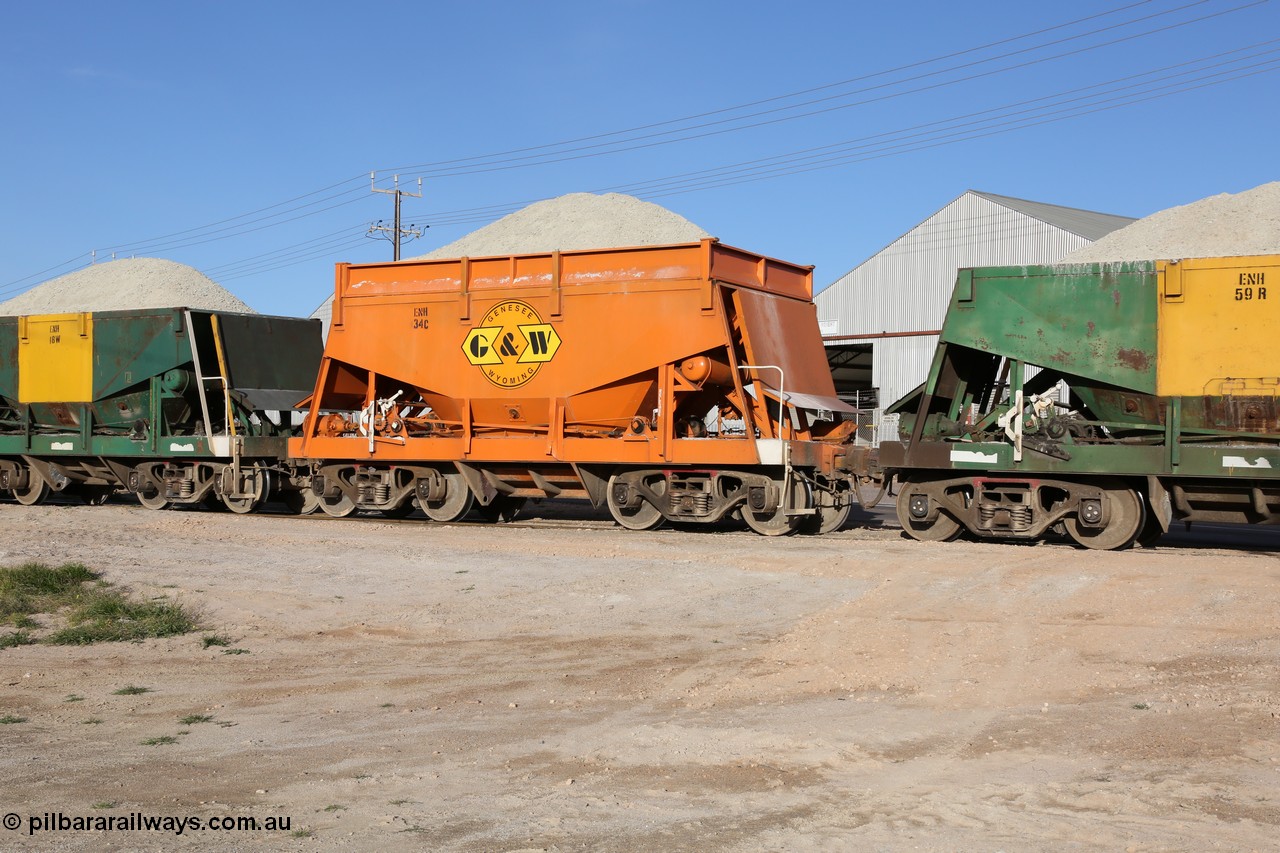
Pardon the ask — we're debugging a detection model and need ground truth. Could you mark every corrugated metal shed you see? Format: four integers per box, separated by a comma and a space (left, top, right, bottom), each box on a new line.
815, 190, 1134, 442
309, 296, 333, 339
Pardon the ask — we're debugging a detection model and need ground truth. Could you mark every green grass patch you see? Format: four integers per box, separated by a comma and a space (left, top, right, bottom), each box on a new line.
112, 685, 151, 696
0, 630, 34, 649
0, 562, 96, 621
202, 634, 231, 648
0, 714, 29, 724
0, 562, 199, 647
47, 594, 197, 645
141, 735, 178, 746
221, 648, 250, 655
179, 714, 214, 725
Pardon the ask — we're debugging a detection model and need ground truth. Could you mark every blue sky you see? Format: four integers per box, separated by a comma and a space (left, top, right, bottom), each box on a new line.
2, 0, 1277, 317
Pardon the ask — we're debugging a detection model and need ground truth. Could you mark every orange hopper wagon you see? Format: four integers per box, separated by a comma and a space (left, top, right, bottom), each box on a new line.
291, 239, 869, 534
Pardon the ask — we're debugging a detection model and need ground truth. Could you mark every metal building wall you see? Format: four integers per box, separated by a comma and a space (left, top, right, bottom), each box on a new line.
868, 334, 939, 443
815, 192, 1098, 438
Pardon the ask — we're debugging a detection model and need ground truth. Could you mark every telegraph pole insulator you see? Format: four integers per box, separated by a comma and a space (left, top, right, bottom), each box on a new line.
368, 172, 426, 261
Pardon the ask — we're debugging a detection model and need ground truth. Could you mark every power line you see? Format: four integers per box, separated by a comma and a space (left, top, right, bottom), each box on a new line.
2, 1, 1269, 293
201, 42, 1280, 283
201, 224, 370, 276
388, 0, 1266, 182
383, 0, 1173, 174
5, 1, 1210, 285
590, 41, 1280, 198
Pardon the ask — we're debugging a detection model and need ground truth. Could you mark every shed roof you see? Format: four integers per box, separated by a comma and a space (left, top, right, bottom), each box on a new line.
971, 191, 1135, 241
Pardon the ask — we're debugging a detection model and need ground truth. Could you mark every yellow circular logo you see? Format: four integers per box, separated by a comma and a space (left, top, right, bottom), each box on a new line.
460, 300, 563, 388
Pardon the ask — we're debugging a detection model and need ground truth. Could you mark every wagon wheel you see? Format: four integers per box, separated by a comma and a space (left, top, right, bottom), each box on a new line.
799, 501, 851, 535
797, 478, 850, 535
136, 489, 171, 511
1063, 485, 1144, 551
280, 489, 320, 515
742, 476, 811, 537
221, 465, 269, 514
606, 472, 666, 531
319, 493, 357, 518
12, 474, 50, 507
421, 471, 474, 522
895, 479, 963, 542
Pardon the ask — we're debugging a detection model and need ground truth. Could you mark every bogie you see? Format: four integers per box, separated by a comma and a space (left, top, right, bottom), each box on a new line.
894, 473, 1152, 551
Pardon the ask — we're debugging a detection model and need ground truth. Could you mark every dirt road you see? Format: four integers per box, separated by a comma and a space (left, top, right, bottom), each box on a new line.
2, 501, 1278, 851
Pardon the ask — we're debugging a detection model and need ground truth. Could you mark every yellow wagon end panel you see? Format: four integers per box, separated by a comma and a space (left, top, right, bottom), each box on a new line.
1156, 256, 1280, 397
17, 312, 94, 403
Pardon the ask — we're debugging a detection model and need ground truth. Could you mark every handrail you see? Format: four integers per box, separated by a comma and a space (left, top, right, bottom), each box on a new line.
739, 363, 791, 513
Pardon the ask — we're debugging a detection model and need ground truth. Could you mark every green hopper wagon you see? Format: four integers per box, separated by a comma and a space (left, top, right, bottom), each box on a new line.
0, 308, 322, 512
882, 255, 1280, 549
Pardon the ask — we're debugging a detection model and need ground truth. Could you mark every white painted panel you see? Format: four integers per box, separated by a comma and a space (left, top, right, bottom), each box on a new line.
754, 439, 786, 465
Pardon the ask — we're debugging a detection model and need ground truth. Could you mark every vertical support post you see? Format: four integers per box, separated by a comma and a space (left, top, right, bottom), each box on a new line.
1010, 360, 1024, 464
700, 241, 715, 312
550, 251, 563, 318
365, 369, 377, 456
210, 314, 241, 491
665, 361, 675, 461
462, 399, 473, 455
297, 358, 332, 456
459, 257, 471, 322
332, 264, 348, 330
79, 403, 91, 450
148, 375, 161, 454
549, 398, 565, 459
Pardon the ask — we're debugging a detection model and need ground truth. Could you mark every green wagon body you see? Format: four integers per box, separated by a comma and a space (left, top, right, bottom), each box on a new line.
882, 255, 1280, 548
0, 308, 322, 510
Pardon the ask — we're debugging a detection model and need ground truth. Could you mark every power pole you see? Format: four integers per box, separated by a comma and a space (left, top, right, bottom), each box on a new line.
368, 172, 425, 261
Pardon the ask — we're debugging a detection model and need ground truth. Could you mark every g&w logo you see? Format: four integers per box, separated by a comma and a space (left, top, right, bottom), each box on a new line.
461, 300, 562, 388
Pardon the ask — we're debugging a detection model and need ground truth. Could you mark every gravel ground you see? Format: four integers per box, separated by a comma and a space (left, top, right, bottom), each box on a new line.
1, 500, 1278, 852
